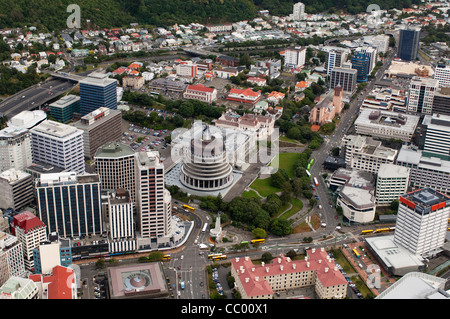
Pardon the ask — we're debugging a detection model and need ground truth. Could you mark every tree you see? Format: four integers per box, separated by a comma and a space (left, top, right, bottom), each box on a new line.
269, 218, 292, 236
261, 252, 273, 263
252, 228, 267, 239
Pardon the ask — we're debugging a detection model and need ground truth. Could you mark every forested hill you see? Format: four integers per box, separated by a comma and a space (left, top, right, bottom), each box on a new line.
0, 0, 420, 31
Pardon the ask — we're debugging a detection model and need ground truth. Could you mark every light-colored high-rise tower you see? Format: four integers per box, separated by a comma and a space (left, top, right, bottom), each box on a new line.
407, 76, 439, 115
394, 188, 450, 256
292, 2, 305, 20
0, 126, 32, 172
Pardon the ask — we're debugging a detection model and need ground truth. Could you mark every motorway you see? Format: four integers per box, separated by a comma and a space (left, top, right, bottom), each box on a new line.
0, 77, 78, 118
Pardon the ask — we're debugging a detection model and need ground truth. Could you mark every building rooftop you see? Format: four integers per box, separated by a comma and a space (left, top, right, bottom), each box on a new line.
31, 120, 83, 139
400, 188, 450, 213
94, 142, 135, 158
377, 163, 410, 178
355, 108, 419, 134
79, 72, 117, 87
340, 185, 375, 209
397, 145, 450, 174
49, 95, 80, 109
0, 126, 29, 140
12, 211, 45, 234
7, 110, 47, 129
0, 168, 31, 183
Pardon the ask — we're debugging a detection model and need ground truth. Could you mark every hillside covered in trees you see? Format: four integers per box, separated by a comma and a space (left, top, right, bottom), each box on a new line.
0, 0, 420, 31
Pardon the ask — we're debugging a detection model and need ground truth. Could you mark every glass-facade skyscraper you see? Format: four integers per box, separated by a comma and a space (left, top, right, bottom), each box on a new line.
351, 52, 370, 82
79, 72, 117, 116
398, 26, 421, 61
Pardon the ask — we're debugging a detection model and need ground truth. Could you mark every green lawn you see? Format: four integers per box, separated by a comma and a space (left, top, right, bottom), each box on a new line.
279, 198, 303, 220
269, 152, 301, 178
249, 178, 280, 198
279, 136, 302, 145
242, 189, 262, 199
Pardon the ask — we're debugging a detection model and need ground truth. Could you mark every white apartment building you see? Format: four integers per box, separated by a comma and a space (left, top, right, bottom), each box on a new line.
0, 126, 32, 172
136, 151, 172, 241
292, 2, 305, 20
108, 189, 134, 240
283, 47, 306, 69
375, 164, 410, 206
0, 231, 25, 287
325, 49, 348, 76
396, 145, 450, 194
176, 61, 198, 79
354, 109, 420, 142
394, 188, 450, 256
11, 211, 47, 271
407, 77, 439, 115
342, 135, 398, 174
30, 120, 85, 174
434, 63, 450, 88
0, 169, 34, 211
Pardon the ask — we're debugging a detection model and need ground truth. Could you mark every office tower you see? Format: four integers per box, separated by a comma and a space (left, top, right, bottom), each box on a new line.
30, 120, 85, 174
330, 66, 358, 93
0, 169, 34, 211
292, 2, 305, 20
394, 188, 450, 256
136, 151, 172, 239
0, 231, 25, 286
398, 25, 421, 61
355, 46, 377, 74
363, 34, 390, 54
0, 126, 32, 172
351, 52, 370, 82
434, 63, 450, 88
375, 164, 410, 206
407, 77, 439, 114
325, 49, 348, 76
396, 145, 450, 194
11, 211, 47, 271
108, 189, 134, 240
79, 72, 117, 116
94, 142, 136, 202
49, 95, 80, 123
32, 232, 72, 274
432, 87, 450, 115
283, 47, 306, 69
36, 172, 103, 238
73, 107, 122, 159
421, 114, 450, 161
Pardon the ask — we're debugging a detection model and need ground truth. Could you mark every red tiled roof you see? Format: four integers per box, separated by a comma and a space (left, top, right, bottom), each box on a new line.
12, 211, 45, 234
229, 88, 261, 97
187, 84, 215, 93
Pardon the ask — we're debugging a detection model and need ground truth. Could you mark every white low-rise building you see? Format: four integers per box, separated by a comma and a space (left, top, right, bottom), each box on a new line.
375, 164, 410, 206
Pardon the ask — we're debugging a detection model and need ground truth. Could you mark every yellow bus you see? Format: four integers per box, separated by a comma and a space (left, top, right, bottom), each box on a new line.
352, 249, 360, 258
182, 204, 195, 211
251, 238, 265, 244
361, 230, 373, 235
162, 254, 171, 261
208, 253, 222, 260
211, 255, 227, 261
374, 228, 390, 233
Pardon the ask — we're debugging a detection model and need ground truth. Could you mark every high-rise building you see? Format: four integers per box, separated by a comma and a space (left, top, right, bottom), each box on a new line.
421, 114, 450, 161
136, 151, 172, 240
396, 145, 450, 195
94, 142, 137, 202
351, 52, 370, 82
0, 169, 34, 211
330, 66, 358, 93
79, 72, 117, 116
49, 95, 80, 123
0, 231, 25, 286
325, 49, 348, 76
11, 211, 47, 271
36, 172, 103, 238
398, 25, 421, 61
432, 87, 450, 116
108, 189, 134, 240
407, 77, 439, 115
355, 46, 378, 74
283, 47, 306, 69
0, 126, 32, 172
434, 63, 450, 88
73, 107, 122, 159
30, 120, 85, 174
394, 188, 450, 256
375, 164, 410, 206
292, 2, 305, 20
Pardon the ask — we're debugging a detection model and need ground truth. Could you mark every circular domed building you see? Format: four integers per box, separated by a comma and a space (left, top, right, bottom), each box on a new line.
180, 125, 233, 191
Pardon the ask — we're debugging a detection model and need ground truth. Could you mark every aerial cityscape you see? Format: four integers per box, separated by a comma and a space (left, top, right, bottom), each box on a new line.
1, 0, 450, 305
